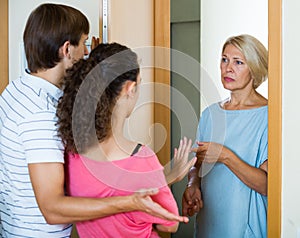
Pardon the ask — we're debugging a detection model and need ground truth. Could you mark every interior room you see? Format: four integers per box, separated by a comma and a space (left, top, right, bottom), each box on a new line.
1, 0, 300, 237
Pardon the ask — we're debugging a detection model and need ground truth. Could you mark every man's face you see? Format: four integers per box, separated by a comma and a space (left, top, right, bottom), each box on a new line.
69, 34, 89, 64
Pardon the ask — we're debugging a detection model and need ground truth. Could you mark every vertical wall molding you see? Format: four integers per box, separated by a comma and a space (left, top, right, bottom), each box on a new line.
154, 0, 171, 168
154, 1, 170, 238
268, 0, 282, 237
0, 0, 8, 93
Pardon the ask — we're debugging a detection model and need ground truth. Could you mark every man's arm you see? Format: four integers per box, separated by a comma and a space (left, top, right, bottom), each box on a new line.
28, 163, 188, 224
182, 160, 203, 216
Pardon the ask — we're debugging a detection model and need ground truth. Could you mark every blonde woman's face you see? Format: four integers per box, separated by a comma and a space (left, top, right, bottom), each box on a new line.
220, 44, 253, 92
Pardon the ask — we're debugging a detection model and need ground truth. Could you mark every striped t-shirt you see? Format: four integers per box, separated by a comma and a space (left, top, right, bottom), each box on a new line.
0, 72, 72, 237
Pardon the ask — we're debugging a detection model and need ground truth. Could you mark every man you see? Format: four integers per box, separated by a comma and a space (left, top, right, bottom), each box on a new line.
0, 3, 191, 237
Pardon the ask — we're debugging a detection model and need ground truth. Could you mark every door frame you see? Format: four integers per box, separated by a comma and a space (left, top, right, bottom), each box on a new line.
154, 0, 171, 166
154, 0, 282, 237
267, 0, 282, 237
0, 0, 8, 93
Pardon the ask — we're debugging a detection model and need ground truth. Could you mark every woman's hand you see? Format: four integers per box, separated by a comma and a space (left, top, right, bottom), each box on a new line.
182, 183, 203, 216
191, 141, 231, 164
164, 137, 197, 185
192, 142, 268, 195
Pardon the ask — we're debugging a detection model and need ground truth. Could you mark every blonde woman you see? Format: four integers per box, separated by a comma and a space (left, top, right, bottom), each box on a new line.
182, 34, 268, 238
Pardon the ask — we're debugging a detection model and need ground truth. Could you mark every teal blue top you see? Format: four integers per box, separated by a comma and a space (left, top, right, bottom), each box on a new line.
195, 102, 268, 238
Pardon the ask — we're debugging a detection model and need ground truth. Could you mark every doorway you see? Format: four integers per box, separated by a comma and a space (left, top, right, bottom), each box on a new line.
170, 0, 200, 237
154, 0, 282, 237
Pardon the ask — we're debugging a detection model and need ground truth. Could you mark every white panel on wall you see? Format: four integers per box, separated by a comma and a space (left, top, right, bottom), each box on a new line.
9, 0, 99, 82
282, 0, 300, 237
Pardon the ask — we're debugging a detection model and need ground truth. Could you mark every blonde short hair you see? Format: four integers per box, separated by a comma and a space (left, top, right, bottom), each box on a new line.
222, 34, 268, 89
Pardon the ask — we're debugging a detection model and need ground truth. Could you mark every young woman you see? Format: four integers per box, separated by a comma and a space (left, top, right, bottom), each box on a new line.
182, 34, 268, 238
57, 43, 192, 237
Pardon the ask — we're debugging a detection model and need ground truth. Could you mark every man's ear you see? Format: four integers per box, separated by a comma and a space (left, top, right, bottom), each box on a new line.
60, 41, 71, 58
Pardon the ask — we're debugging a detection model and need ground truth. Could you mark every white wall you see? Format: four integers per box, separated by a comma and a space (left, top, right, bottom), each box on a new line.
282, 1, 300, 237
9, 0, 99, 82
201, 0, 268, 108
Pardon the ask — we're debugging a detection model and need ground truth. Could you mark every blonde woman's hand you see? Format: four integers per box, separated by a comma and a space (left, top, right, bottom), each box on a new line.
182, 183, 203, 216
191, 141, 231, 164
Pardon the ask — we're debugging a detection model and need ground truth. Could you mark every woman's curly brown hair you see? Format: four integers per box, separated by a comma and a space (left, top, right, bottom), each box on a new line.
56, 43, 139, 154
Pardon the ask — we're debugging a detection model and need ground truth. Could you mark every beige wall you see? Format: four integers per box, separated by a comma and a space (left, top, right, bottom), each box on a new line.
9, 0, 154, 149
108, 0, 155, 149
